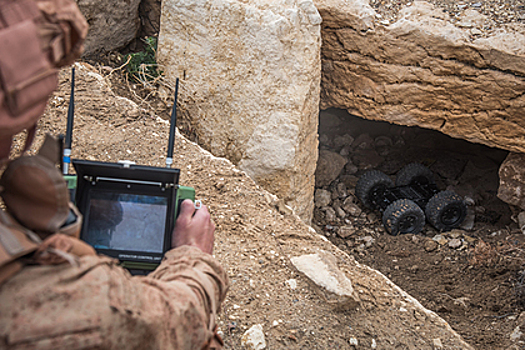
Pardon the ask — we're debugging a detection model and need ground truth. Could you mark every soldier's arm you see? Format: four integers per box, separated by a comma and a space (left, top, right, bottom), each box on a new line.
137, 200, 228, 349
141, 245, 229, 349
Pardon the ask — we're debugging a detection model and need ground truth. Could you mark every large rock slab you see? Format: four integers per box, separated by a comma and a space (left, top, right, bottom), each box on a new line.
317, 0, 525, 154
78, 0, 141, 55
157, 0, 322, 222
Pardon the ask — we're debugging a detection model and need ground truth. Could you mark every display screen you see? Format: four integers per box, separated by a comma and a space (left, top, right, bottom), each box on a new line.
83, 192, 168, 253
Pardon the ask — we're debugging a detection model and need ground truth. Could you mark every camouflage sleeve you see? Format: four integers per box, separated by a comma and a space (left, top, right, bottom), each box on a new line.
0, 246, 228, 350
151, 246, 228, 310
142, 245, 229, 348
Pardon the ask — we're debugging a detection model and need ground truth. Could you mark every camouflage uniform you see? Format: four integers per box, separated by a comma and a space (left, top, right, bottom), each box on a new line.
0, 246, 229, 350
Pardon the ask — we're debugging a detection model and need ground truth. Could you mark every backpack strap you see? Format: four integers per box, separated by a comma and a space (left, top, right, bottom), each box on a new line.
0, 211, 41, 285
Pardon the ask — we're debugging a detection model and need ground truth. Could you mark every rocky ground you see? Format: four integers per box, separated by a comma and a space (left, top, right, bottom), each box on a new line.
313, 108, 525, 349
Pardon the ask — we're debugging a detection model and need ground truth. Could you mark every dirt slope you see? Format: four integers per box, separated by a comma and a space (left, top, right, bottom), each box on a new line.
17, 62, 477, 349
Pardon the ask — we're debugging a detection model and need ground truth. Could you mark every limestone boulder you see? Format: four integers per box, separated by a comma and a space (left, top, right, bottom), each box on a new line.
317, 0, 525, 154
157, 0, 322, 222
78, 0, 141, 55
498, 153, 525, 210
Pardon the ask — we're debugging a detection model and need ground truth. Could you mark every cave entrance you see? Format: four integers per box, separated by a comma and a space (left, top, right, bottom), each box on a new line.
313, 108, 513, 240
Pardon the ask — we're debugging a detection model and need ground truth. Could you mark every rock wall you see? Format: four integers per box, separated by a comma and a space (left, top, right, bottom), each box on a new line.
77, 0, 141, 54
317, 0, 525, 154
157, 0, 322, 222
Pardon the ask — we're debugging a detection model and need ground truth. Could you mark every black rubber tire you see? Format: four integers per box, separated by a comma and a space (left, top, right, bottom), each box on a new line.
355, 170, 394, 209
425, 190, 467, 232
395, 163, 435, 186
382, 199, 425, 236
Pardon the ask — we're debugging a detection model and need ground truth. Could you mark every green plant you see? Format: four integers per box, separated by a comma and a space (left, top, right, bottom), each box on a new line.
124, 36, 162, 83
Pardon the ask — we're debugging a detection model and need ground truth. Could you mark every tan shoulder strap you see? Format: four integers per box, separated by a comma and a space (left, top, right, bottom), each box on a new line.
0, 211, 41, 284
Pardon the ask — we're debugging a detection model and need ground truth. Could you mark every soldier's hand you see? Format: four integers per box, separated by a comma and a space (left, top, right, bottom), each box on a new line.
172, 199, 215, 254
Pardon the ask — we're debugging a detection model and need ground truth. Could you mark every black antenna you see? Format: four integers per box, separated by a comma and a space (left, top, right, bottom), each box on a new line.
63, 67, 75, 174
58, 134, 64, 173
166, 77, 179, 168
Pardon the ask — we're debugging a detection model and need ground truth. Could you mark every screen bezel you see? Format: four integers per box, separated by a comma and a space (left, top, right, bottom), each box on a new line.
73, 160, 179, 263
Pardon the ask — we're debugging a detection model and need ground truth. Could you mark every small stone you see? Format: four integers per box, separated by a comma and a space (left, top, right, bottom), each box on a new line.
424, 239, 439, 252
323, 207, 337, 222
340, 175, 359, 189
352, 134, 374, 150
448, 229, 464, 239
352, 149, 384, 169
335, 182, 348, 199
510, 326, 523, 341
475, 206, 486, 214
460, 208, 475, 231
338, 226, 356, 238
464, 196, 476, 206
463, 235, 477, 244
344, 202, 362, 217
315, 189, 331, 207
334, 134, 355, 149
343, 196, 354, 206
518, 212, 525, 234
290, 251, 358, 308
285, 279, 297, 290
374, 135, 393, 147
448, 238, 463, 249
409, 265, 419, 271
361, 235, 374, 247
432, 235, 448, 246
433, 338, 443, 349
335, 206, 346, 218
371, 338, 377, 349
241, 324, 266, 350
349, 337, 358, 345
470, 28, 482, 35
340, 145, 352, 156
344, 162, 358, 175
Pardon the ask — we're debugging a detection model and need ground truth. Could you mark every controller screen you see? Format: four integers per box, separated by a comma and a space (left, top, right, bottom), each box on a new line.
83, 191, 168, 253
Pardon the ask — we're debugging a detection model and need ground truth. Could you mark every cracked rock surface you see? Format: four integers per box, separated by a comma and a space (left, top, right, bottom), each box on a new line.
317, 0, 525, 153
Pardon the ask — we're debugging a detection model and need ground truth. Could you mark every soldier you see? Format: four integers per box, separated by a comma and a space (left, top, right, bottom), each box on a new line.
0, 0, 229, 349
